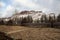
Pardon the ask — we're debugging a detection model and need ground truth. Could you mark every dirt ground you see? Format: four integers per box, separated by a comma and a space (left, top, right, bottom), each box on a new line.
0, 25, 60, 40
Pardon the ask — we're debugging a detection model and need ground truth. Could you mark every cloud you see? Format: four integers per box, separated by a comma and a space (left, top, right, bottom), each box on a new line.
1, 0, 51, 17
13, 0, 57, 14
14, 0, 35, 7
6, 5, 14, 12
12, 0, 50, 12
13, 0, 41, 9
1, 5, 15, 17
1, 0, 60, 18
0, 2, 6, 8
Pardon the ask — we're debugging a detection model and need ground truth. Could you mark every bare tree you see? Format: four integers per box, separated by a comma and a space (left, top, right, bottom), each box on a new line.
34, 19, 40, 23
7, 20, 13, 25
49, 13, 55, 27
0, 20, 4, 25
41, 14, 47, 23
21, 15, 33, 25
57, 14, 60, 22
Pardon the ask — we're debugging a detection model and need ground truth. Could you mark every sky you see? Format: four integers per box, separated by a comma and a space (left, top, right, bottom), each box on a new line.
0, 0, 60, 18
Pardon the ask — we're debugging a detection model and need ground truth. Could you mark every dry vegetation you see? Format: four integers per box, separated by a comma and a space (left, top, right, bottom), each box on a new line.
0, 25, 60, 40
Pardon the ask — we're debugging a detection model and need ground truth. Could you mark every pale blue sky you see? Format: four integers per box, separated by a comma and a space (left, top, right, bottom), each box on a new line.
0, 0, 60, 17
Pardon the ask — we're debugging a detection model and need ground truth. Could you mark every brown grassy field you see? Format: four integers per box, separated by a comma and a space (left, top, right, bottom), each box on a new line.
0, 25, 60, 40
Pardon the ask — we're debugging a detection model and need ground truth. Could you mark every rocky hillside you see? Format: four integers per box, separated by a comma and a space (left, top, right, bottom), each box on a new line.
11, 10, 43, 20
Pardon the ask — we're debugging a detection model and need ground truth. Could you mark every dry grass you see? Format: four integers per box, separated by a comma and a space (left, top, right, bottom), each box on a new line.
0, 25, 32, 33
0, 25, 60, 40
